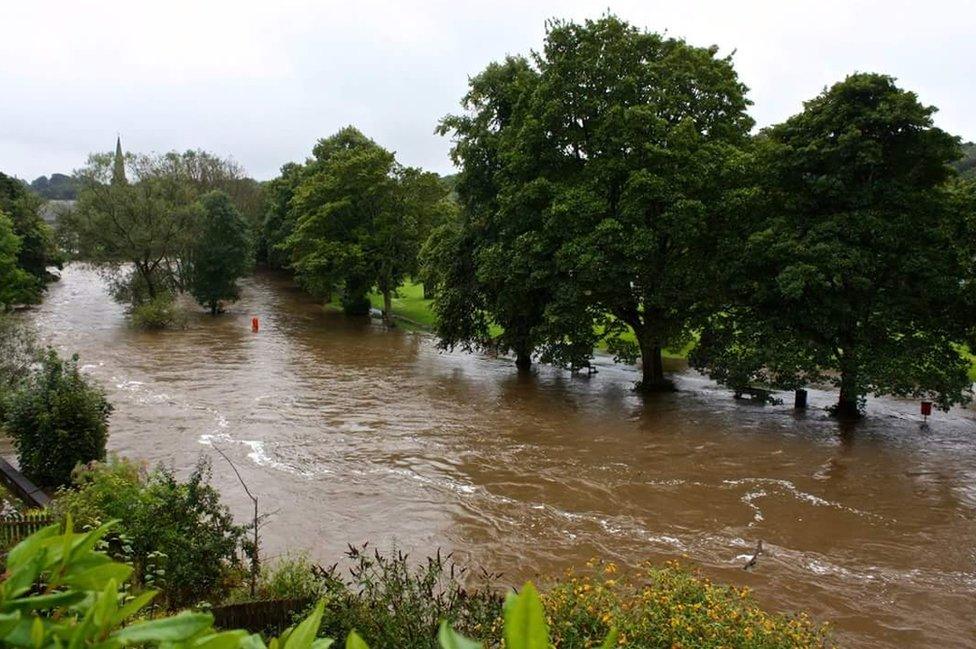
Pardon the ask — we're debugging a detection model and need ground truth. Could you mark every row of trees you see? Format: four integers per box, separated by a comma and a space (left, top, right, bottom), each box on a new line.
413, 16, 976, 416
42, 16, 976, 417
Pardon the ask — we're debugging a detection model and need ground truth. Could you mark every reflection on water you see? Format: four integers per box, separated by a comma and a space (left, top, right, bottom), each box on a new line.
21, 265, 976, 648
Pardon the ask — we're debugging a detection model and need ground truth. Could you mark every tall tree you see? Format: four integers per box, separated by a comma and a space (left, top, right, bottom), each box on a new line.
189, 191, 253, 315
0, 171, 62, 288
282, 127, 449, 326
73, 147, 200, 304
436, 17, 753, 383
0, 209, 40, 307
692, 73, 974, 417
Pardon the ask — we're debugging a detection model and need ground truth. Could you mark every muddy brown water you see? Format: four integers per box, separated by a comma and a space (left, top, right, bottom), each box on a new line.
17, 265, 976, 647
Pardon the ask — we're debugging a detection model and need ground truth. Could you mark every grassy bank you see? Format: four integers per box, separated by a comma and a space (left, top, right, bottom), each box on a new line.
363, 280, 690, 359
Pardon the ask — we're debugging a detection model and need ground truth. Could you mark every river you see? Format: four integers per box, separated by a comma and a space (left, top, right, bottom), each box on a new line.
20, 264, 976, 647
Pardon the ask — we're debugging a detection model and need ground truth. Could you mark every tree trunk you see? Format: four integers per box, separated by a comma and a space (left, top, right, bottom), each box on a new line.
835, 371, 863, 419
382, 288, 394, 328
515, 345, 532, 373
637, 333, 672, 392
210, 300, 218, 316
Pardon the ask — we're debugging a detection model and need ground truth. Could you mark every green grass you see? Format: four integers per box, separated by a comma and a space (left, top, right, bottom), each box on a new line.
366, 281, 435, 328
356, 282, 976, 376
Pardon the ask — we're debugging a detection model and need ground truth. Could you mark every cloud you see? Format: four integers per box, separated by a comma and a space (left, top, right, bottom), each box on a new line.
2, 0, 973, 181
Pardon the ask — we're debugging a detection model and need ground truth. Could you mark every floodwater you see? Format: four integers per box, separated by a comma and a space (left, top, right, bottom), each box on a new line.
21, 265, 976, 647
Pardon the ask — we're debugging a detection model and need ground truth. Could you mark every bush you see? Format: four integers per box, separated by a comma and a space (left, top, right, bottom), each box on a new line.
131, 292, 186, 329
4, 349, 111, 488
543, 560, 831, 648
56, 457, 246, 608
0, 314, 36, 421
252, 552, 326, 601
0, 518, 333, 649
315, 544, 504, 647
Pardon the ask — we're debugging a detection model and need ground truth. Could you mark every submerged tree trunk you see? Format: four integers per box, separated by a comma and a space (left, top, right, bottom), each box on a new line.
382, 288, 394, 328
515, 342, 532, 373
637, 332, 672, 392
835, 371, 863, 419
209, 299, 218, 316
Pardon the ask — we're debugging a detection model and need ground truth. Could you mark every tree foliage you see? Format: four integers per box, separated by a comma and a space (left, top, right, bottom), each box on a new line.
56, 458, 246, 608
189, 191, 253, 314
281, 127, 451, 324
4, 350, 111, 488
435, 16, 753, 382
0, 171, 62, 295
0, 210, 40, 307
691, 73, 973, 416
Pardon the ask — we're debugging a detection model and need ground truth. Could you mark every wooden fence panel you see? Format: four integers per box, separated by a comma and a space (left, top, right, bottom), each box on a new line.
0, 511, 56, 546
211, 597, 315, 632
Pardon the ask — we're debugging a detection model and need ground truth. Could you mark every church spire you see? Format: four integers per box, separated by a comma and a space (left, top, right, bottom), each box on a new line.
112, 135, 127, 186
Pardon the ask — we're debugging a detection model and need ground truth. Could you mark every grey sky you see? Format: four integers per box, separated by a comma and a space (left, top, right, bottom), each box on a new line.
2, 0, 974, 181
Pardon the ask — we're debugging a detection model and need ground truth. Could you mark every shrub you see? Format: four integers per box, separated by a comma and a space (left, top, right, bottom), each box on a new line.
254, 552, 326, 601
5, 349, 111, 488
542, 560, 831, 648
131, 292, 187, 329
0, 313, 36, 421
316, 544, 504, 647
0, 519, 572, 649
0, 518, 333, 649
56, 457, 246, 608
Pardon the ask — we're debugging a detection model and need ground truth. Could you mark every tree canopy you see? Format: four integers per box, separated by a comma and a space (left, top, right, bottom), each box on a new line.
435, 16, 754, 383
691, 73, 973, 416
280, 126, 452, 324
189, 191, 253, 314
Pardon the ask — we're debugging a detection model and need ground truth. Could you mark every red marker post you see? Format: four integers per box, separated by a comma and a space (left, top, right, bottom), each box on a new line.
920, 401, 932, 422
251, 317, 259, 333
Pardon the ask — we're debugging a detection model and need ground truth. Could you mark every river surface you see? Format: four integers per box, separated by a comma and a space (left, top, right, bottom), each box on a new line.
19, 265, 976, 647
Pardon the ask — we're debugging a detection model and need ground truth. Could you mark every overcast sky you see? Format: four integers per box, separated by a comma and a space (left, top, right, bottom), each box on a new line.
2, 0, 974, 182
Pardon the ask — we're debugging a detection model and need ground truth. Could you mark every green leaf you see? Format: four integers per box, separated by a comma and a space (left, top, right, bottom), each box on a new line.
5, 524, 59, 570
503, 583, 550, 649
62, 562, 133, 591
310, 640, 335, 649
112, 590, 158, 624
190, 629, 250, 649
345, 631, 369, 649
239, 634, 269, 649
438, 620, 482, 649
282, 600, 325, 649
68, 520, 118, 561
600, 628, 619, 649
1, 591, 86, 611
111, 611, 214, 643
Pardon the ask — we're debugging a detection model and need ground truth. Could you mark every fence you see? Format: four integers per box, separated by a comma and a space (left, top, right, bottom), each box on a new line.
211, 597, 315, 632
0, 511, 56, 547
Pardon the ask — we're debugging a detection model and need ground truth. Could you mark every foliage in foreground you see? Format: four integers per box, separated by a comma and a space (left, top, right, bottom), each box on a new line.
0, 519, 611, 649
313, 544, 503, 647
0, 518, 333, 648
544, 561, 829, 648
5, 349, 111, 489
55, 458, 245, 608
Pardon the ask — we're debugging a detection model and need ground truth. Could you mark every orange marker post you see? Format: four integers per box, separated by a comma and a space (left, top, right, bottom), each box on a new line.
251, 317, 259, 333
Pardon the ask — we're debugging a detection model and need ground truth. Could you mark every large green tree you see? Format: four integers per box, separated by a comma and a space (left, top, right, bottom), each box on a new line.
0, 210, 40, 307
436, 17, 753, 383
189, 191, 253, 314
73, 150, 200, 303
0, 171, 62, 290
282, 127, 450, 325
692, 73, 974, 417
